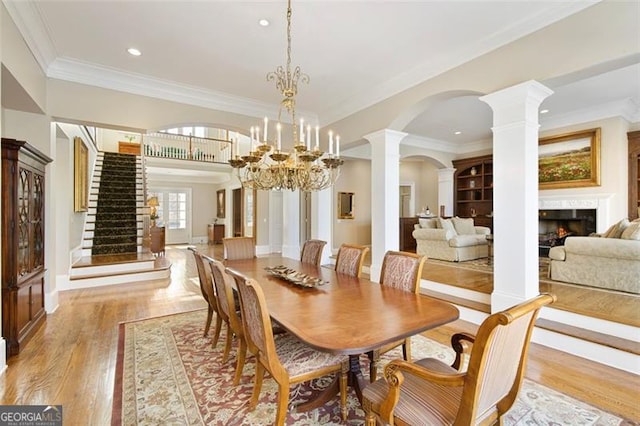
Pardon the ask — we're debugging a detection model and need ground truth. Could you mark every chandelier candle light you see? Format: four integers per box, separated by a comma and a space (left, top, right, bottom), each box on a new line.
228, 0, 343, 192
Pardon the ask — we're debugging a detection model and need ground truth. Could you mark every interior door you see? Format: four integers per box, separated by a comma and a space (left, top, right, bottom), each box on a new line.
148, 188, 191, 244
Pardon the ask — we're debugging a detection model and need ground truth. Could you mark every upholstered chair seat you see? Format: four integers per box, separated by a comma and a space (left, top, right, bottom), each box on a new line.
227, 268, 349, 425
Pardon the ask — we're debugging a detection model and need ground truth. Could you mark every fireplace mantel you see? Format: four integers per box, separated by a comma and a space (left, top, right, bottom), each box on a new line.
539, 193, 613, 232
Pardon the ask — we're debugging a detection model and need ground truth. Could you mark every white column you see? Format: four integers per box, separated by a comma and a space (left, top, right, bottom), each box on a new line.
281, 190, 301, 259
364, 129, 405, 282
480, 80, 553, 312
312, 188, 333, 265
437, 168, 455, 217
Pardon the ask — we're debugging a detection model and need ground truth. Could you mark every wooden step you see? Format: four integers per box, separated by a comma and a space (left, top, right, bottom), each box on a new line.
536, 318, 640, 355
422, 288, 491, 314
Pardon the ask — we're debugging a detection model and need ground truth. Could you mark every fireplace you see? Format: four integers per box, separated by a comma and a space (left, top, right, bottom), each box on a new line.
539, 209, 596, 256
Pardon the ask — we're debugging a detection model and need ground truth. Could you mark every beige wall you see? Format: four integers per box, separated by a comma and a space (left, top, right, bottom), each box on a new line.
333, 158, 372, 249
399, 159, 440, 216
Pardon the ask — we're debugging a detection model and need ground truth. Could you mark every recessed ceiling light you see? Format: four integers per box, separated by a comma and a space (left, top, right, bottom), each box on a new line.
454, 131, 462, 135
540, 109, 549, 114
259, 18, 270, 27
127, 47, 142, 57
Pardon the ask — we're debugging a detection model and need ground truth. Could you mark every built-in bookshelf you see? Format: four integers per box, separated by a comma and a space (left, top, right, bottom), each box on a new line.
452, 154, 493, 230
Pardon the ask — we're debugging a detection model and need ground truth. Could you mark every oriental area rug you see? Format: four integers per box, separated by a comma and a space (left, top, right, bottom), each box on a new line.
112, 309, 632, 426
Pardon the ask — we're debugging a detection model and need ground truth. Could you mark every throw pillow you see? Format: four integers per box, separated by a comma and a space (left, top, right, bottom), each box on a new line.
607, 218, 630, 239
438, 217, 457, 236
452, 216, 476, 235
419, 218, 438, 229
602, 223, 618, 238
621, 221, 640, 240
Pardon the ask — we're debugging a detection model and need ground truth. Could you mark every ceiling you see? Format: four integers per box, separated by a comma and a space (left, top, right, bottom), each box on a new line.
4, 0, 640, 149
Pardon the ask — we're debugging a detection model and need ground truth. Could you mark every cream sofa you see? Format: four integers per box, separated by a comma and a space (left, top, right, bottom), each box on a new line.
548, 219, 640, 294
412, 216, 490, 262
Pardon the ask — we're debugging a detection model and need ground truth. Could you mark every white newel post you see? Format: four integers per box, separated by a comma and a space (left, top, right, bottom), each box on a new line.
437, 168, 455, 217
281, 190, 301, 260
364, 129, 405, 282
480, 81, 553, 312
312, 188, 333, 265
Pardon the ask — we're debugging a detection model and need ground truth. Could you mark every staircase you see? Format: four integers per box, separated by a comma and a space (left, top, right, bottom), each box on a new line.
91, 152, 139, 255
68, 152, 170, 288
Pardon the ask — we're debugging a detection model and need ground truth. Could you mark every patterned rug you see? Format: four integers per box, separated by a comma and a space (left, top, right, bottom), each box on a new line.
112, 309, 633, 425
425, 257, 551, 279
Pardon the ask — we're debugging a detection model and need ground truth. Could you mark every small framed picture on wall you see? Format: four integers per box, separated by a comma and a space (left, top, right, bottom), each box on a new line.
217, 189, 226, 218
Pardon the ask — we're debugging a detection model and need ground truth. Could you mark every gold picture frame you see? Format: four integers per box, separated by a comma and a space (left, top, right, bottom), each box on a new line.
338, 192, 354, 219
74, 137, 89, 212
539, 128, 601, 190
217, 189, 226, 218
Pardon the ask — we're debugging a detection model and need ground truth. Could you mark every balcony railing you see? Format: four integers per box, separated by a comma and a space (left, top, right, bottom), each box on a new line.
143, 132, 232, 164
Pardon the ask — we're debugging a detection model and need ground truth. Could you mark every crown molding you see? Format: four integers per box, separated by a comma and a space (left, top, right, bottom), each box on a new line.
319, 1, 599, 125
540, 98, 640, 130
2, 0, 57, 73
47, 57, 319, 122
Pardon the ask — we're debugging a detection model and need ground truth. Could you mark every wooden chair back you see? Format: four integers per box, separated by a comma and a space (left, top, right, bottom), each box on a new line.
208, 258, 242, 337
335, 244, 370, 278
300, 239, 327, 266
379, 250, 426, 292
189, 248, 217, 314
363, 293, 556, 425
226, 268, 282, 374
459, 294, 554, 424
223, 237, 256, 260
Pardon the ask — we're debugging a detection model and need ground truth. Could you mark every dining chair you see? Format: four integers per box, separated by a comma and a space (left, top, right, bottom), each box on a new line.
207, 257, 247, 385
222, 236, 256, 260
300, 239, 327, 266
226, 268, 350, 425
189, 248, 222, 346
334, 243, 370, 278
362, 293, 556, 426
368, 250, 427, 381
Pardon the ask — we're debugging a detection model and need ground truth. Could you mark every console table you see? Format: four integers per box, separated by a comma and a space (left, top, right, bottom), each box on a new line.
150, 226, 165, 256
208, 224, 225, 245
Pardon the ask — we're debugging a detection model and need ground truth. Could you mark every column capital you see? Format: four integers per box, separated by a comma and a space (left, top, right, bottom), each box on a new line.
480, 80, 553, 128
363, 129, 408, 145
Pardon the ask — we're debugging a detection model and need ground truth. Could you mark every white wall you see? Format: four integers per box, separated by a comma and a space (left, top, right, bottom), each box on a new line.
1, 4, 46, 113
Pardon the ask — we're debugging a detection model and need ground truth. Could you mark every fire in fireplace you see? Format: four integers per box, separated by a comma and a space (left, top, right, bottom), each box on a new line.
539, 209, 596, 256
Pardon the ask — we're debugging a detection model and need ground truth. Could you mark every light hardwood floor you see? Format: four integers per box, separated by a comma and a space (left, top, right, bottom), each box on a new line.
0, 244, 638, 424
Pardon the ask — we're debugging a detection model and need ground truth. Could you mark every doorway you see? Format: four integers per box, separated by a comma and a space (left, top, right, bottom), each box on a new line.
399, 184, 414, 217
232, 187, 256, 238
147, 188, 191, 244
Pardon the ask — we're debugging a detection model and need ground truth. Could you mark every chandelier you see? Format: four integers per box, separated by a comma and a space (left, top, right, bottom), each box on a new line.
228, 0, 343, 192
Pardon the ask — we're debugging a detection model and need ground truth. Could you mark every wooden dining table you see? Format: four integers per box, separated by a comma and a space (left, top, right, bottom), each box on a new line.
224, 256, 460, 406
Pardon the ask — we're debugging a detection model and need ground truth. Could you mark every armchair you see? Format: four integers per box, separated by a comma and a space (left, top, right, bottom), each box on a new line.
363, 293, 556, 425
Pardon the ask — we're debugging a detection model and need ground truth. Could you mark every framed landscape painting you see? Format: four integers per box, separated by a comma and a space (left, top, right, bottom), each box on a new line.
539, 128, 601, 190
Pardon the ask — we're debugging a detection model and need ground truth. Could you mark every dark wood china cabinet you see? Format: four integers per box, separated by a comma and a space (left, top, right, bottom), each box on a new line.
2, 138, 52, 357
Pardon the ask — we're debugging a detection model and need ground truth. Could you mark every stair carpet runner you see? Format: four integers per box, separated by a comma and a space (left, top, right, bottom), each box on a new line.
92, 152, 139, 255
